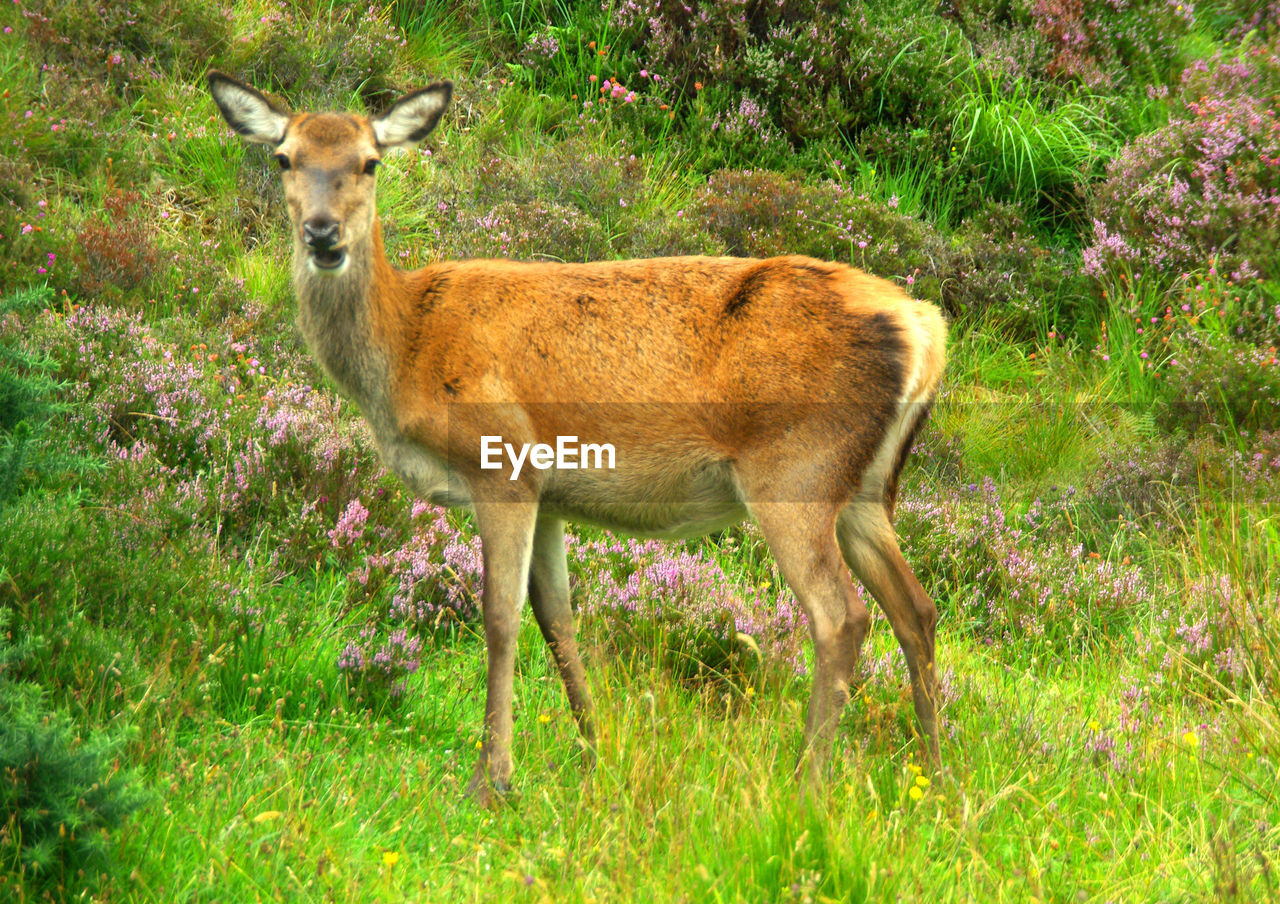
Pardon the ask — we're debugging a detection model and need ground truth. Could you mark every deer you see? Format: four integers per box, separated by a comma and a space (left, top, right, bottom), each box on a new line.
207, 71, 948, 805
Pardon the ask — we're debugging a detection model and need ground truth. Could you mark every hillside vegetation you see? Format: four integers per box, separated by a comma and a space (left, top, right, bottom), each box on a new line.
1, 0, 1279, 900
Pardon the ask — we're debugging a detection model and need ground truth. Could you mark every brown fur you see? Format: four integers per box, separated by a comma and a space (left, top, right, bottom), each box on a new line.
208, 71, 950, 803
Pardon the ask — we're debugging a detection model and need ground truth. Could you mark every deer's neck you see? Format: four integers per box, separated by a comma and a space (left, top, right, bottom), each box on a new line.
294, 220, 403, 429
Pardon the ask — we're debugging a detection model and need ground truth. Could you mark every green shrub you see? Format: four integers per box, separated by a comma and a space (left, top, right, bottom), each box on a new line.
610, 0, 969, 149
1083, 36, 1280, 285
1092, 275, 1280, 437
693, 169, 951, 287
1158, 334, 1280, 436
0, 620, 147, 897
944, 0, 1195, 92
0, 286, 83, 506
21, 0, 230, 105
225, 4, 409, 109
946, 201, 1088, 336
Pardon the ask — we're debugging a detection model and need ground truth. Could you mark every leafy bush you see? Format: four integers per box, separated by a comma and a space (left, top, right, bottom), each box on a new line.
402, 141, 712, 263
693, 169, 950, 294
0, 621, 147, 896
1083, 36, 1280, 285
946, 201, 1088, 334
945, 0, 1194, 91
447, 198, 611, 261
1136, 573, 1261, 696
21, 0, 230, 105
897, 478, 1156, 646
1093, 274, 1280, 435
1158, 333, 1280, 435
575, 535, 808, 683
225, 4, 409, 108
0, 286, 83, 505
71, 189, 162, 302
338, 501, 483, 630
691, 170, 1079, 333
610, 0, 969, 147
1028, 0, 1195, 90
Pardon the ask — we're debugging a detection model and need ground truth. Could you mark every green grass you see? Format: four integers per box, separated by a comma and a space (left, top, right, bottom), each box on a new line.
951, 65, 1113, 206
88, 607, 1278, 901
846, 152, 962, 229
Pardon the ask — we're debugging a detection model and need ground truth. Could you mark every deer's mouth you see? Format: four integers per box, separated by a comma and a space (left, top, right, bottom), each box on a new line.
310, 247, 347, 270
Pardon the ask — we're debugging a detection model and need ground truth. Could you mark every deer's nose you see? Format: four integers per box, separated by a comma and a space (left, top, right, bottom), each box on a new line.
303, 218, 340, 250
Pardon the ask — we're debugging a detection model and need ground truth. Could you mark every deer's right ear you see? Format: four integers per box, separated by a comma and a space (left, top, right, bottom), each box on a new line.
207, 71, 290, 145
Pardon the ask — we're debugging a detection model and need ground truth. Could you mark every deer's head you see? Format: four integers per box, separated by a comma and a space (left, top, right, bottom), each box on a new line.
208, 72, 452, 276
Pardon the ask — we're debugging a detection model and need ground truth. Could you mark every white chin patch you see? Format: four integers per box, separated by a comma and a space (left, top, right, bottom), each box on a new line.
307, 256, 350, 277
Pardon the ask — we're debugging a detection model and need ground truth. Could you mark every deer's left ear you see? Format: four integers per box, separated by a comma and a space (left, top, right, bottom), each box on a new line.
372, 81, 453, 149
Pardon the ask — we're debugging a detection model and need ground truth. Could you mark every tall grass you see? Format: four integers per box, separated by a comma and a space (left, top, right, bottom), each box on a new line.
951, 65, 1113, 204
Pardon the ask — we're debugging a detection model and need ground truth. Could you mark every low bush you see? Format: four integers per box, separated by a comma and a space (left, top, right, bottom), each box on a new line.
897, 478, 1157, 647
21, 0, 230, 106
575, 535, 809, 684
0, 618, 147, 897
946, 201, 1089, 335
224, 4, 408, 109
0, 287, 66, 505
945, 0, 1195, 91
1083, 36, 1280, 285
71, 189, 162, 303
1093, 275, 1280, 436
608, 0, 968, 152
693, 169, 950, 295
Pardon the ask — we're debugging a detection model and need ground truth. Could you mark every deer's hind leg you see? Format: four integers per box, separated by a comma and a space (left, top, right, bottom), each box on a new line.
527, 516, 597, 757
836, 501, 941, 767
745, 498, 872, 784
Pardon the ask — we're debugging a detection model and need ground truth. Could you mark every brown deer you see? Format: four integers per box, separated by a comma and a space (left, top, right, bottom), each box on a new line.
207, 72, 948, 804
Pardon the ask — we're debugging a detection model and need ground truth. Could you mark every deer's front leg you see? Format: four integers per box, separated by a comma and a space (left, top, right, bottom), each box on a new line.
466, 498, 539, 805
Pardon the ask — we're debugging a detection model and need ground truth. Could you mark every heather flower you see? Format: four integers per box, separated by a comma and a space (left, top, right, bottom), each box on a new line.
329, 498, 370, 547
576, 534, 809, 679
1084, 37, 1280, 283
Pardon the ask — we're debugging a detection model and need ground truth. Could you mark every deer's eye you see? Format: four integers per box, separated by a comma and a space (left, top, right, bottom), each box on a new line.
363, 158, 381, 176
273, 153, 291, 171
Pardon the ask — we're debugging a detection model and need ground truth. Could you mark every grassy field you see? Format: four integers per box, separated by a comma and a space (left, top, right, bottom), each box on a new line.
2, 0, 1279, 901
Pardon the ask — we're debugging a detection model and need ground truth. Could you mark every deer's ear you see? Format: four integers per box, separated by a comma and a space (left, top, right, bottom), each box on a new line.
208, 71, 291, 145
371, 81, 453, 149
